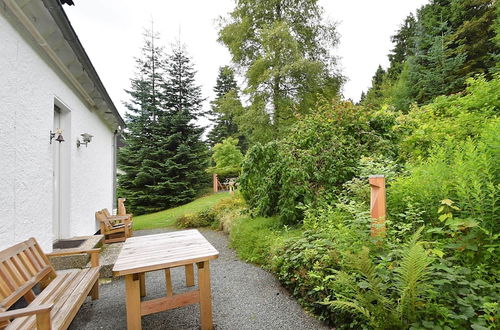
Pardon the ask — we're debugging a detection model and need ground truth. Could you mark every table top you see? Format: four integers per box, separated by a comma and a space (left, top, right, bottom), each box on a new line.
112, 230, 219, 276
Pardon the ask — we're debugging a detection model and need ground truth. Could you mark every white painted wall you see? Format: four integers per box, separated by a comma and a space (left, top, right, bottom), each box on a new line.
0, 11, 115, 252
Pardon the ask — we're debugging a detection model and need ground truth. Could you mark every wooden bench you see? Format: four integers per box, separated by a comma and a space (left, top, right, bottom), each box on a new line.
0, 238, 100, 329
96, 209, 133, 244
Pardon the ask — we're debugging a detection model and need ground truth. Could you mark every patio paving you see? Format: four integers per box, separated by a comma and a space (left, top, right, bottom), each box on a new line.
70, 228, 328, 330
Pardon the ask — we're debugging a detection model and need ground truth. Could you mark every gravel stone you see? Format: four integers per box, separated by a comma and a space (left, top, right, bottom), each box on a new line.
70, 228, 328, 330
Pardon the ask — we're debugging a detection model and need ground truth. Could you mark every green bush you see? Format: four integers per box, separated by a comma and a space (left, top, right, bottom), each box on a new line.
240, 100, 396, 224
389, 120, 499, 253
207, 137, 244, 177
176, 208, 217, 228
397, 75, 500, 160
325, 228, 434, 330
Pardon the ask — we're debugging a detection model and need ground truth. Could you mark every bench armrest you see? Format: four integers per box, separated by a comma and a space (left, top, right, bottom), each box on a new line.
0, 304, 52, 329
47, 248, 100, 268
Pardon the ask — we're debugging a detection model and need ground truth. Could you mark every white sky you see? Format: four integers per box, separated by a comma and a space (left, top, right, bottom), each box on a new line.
65, 0, 428, 120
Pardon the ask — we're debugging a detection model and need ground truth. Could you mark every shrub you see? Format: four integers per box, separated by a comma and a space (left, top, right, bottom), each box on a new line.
207, 137, 244, 177
389, 120, 499, 248
176, 209, 217, 228
240, 100, 395, 224
325, 228, 434, 330
397, 75, 500, 160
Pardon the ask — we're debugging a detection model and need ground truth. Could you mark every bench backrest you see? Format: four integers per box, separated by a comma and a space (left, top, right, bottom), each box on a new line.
117, 198, 127, 216
95, 211, 112, 230
0, 238, 56, 310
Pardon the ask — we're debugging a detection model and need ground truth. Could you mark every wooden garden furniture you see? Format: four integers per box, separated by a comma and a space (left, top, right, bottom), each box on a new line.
96, 210, 133, 243
117, 198, 133, 218
112, 230, 219, 330
0, 238, 100, 329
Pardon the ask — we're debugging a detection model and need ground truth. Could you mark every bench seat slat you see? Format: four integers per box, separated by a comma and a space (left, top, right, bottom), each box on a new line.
7, 268, 99, 330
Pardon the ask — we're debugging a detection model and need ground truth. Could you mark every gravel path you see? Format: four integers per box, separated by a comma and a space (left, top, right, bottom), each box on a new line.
70, 228, 328, 330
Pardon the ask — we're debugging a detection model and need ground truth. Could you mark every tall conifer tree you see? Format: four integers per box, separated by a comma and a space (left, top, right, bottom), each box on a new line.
158, 43, 209, 204
207, 66, 245, 147
118, 36, 208, 214
118, 29, 167, 214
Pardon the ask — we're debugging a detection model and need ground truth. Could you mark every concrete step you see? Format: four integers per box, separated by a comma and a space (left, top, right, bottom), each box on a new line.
50, 235, 124, 278
96, 242, 123, 278
50, 235, 103, 270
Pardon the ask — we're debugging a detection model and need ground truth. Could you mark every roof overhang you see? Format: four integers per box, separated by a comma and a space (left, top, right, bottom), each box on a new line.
2, 0, 125, 129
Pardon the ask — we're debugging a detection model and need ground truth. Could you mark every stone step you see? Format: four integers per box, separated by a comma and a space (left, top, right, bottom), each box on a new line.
50, 235, 124, 278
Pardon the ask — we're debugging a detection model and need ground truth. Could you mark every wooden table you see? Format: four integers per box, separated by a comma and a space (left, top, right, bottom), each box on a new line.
112, 230, 219, 330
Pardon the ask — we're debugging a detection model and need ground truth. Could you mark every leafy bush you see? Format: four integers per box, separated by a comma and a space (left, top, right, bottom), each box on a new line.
397, 75, 499, 160
240, 100, 396, 224
389, 120, 499, 257
211, 194, 246, 232
175, 194, 247, 230
176, 208, 217, 228
207, 137, 244, 176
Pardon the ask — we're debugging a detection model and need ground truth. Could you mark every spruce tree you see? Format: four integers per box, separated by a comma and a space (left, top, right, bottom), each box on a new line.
118, 36, 209, 214
207, 66, 245, 148
361, 65, 387, 108
118, 29, 167, 214
158, 43, 209, 205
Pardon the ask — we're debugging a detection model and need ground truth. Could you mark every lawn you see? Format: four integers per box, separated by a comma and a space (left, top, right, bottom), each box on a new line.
133, 192, 230, 230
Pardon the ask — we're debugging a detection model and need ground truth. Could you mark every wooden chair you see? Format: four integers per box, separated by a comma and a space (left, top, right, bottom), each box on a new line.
96, 210, 132, 244
117, 198, 132, 218
0, 238, 100, 330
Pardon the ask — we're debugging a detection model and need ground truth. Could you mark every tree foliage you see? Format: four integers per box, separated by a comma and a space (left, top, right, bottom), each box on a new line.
207, 137, 244, 177
218, 0, 343, 142
362, 0, 498, 111
118, 35, 208, 214
239, 100, 395, 224
207, 66, 246, 148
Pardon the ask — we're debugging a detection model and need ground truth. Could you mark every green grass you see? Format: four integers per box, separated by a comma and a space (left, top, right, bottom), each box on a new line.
230, 216, 303, 265
133, 192, 230, 230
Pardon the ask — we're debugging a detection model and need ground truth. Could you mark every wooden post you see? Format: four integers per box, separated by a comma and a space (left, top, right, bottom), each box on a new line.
369, 175, 386, 238
213, 174, 218, 193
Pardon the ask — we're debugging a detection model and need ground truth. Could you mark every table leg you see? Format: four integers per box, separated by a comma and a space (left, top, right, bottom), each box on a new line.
164, 269, 173, 296
125, 274, 142, 330
185, 264, 195, 287
197, 261, 213, 330
139, 272, 146, 297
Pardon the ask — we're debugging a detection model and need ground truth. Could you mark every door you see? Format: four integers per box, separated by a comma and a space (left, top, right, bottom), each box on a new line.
53, 106, 61, 241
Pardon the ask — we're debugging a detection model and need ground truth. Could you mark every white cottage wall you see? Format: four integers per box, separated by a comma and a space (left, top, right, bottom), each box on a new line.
0, 11, 115, 252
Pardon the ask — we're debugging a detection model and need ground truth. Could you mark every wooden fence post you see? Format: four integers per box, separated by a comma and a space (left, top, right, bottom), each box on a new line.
369, 175, 386, 238
213, 174, 218, 193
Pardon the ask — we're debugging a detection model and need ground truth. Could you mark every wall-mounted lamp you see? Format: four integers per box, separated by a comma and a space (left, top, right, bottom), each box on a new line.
50, 129, 65, 144
76, 133, 93, 148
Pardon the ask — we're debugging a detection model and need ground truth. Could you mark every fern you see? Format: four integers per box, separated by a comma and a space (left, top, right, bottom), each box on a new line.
396, 227, 433, 324
329, 300, 373, 321
325, 227, 433, 329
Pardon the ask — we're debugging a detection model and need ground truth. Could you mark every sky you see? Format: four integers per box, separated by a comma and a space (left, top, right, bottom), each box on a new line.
65, 0, 429, 121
